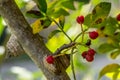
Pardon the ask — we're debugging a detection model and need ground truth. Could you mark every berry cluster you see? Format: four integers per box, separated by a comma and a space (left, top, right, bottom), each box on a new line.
46, 15, 99, 64
81, 49, 96, 62
76, 15, 99, 62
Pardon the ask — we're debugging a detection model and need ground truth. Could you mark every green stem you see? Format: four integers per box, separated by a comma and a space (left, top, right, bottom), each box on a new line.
81, 24, 84, 42
47, 16, 72, 42
74, 29, 87, 42
74, 32, 82, 42
71, 48, 76, 80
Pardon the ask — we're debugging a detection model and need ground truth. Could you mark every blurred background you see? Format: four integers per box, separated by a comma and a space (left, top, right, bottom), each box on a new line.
0, 0, 120, 80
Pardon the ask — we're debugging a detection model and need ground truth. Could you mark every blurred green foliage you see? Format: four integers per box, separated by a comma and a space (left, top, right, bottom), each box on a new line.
0, 17, 4, 38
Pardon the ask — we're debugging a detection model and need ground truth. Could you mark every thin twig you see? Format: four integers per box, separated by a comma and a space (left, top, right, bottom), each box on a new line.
54, 42, 76, 54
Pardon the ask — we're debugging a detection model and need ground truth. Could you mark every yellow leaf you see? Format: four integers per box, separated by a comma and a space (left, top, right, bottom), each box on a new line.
31, 19, 43, 34
106, 71, 120, 80
51, 18, 59, 26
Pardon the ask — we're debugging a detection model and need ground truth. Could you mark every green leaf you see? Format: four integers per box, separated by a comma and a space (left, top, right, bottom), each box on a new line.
98, 63, 120, 80
103, 17, 117, 36
35, 0, 47, 13
26, 10, 44, 18
15, 0, 26, 8
103, 25, 116, 36
84, 14, 92, 27
110, 50, 120, 59
47, 1, 59, 16
53, 8, 69, 18
59, 15, 65, 29
84, 2, 111, 27
48, 30, 61, 39
42, 19, 52, 28
61, 0, 75, 10
114, 32, 120, 42
98, 43, 116, 53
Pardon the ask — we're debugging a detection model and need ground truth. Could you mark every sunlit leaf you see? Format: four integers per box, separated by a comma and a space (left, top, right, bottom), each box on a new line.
53, 8, 69, 18
84, 2, 111, 27
98, 63, 120, 80
31, 19, 43, 34
59, 15, 65, 29
106, 71, 120, 80
91, 0, 100, 5
15, 0, 26, 8
46, 34, 66, 52
48, 30, 61, 39
113, 71, 119, 80
26, 10, 44, 18
98, 43, 116, 53
110, 50, 120, 59
61, 0, 75, 10
35, 0, 47, 13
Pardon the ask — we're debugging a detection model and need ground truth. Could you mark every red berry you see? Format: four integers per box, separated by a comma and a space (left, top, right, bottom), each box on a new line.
46, 55, 54, 64
117, 13, 120, 21
81, 51, 87, 58
87, 49, 96, 56
85, 55, 94, 62
76, 15, 84, 24
89, 31, 99, 39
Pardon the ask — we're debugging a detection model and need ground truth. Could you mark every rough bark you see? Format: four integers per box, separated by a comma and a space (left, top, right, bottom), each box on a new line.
5, 34, 25, 58
0, 0, 70, 80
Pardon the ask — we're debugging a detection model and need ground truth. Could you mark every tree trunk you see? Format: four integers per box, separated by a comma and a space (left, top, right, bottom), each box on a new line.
0, 0, 70, 80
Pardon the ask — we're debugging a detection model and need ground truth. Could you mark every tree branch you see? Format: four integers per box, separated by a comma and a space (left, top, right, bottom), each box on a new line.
54, 42, 76, 54
0, 0, 70, 79
5, 34, 25, 58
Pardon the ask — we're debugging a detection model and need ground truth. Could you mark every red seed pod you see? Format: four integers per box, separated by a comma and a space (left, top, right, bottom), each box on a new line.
89, 31, 99, 39
116, 13, 120, 21
46, 55, 54, 64
87, 49, 96, 56
76, 15, 84, 24
85, 55, 94, 62
81, 51, 88, 58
